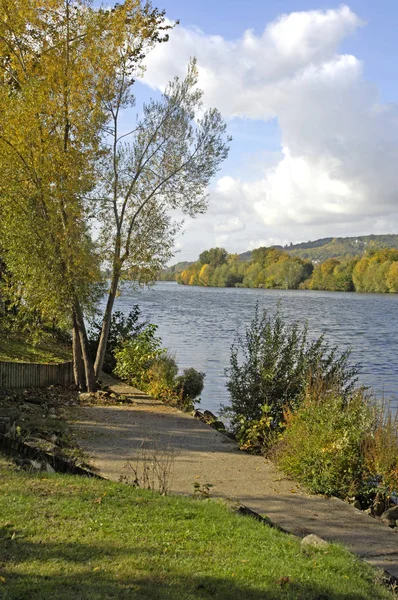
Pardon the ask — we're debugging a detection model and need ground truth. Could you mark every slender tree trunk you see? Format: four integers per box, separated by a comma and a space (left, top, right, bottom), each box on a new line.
73, 300, 96, 392
72, 314, 86, 390
94, 269, 120, 377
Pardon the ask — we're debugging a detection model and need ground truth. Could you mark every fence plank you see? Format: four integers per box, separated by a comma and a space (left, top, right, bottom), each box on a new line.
0, 361, 74, 389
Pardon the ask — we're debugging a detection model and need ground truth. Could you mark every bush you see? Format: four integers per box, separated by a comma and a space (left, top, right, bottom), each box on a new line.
275, 379, 375, 498
363, 403, 398, 503
88, 307, 146, 373
114, 327, 204, 411
146, 352, 179, 403
114, 324, 165, 388
223, 304, 359, 438
174, 368, 205, 409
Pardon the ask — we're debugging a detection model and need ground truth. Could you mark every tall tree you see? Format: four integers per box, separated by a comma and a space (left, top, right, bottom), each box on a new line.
0, 0, 170, 388
0, 0, 108, 389
93, 59, 230, 376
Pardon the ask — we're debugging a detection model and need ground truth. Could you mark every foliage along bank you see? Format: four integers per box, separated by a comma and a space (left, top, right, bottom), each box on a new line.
174, 246, 398, 293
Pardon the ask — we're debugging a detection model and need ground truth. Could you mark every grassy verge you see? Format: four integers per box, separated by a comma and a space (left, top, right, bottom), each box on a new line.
0, 332, 71, 363
0, 456, 394, 600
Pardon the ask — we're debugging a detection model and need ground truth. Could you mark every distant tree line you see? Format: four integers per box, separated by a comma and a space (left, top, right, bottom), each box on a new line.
174, 247, 398, 293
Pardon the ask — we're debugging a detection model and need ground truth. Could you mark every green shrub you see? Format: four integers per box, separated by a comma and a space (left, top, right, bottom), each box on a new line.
88, 307, 146, 373
363, 403, 398, 502
114, 327, 204, 411
146, 351, 179, 403
174, 368, 205, 409
114, 324, 165, 388
224, 304, 359, 435
275, 379, 375, 498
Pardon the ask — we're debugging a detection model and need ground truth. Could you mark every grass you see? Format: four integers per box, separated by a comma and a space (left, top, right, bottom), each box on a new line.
0, 331, 71, 363
0, 455, 394, 600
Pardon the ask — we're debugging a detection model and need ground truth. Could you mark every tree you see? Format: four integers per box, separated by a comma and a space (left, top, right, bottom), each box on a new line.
93, 60, 230, 376
199, 247, 228, 268
0, 0, 173, 389
0, 0, 110, 389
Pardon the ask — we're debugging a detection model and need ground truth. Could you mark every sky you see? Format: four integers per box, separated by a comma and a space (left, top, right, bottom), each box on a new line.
97, 1, 398, 261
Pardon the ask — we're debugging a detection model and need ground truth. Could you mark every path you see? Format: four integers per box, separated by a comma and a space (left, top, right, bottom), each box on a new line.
71, 375, 398, 580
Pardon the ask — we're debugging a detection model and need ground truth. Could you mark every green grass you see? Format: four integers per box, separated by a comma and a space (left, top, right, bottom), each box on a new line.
0, 456, 394, 600
0, 332, 71, 363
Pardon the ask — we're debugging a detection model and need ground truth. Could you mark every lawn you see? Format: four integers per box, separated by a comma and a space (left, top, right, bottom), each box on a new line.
0, 332, 71, 363
0, 455, 394, 600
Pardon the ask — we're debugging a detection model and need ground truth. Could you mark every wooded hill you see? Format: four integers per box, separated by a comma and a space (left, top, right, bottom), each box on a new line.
160, 234, 398, 279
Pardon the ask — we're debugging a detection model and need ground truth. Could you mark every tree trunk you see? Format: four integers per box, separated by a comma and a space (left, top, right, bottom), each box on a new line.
94, 269, 120, 377
73, 300, 96, 392
72, 314, 86, 390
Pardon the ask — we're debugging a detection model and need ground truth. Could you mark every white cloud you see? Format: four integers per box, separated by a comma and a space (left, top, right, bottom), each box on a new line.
140, 5, 398, 259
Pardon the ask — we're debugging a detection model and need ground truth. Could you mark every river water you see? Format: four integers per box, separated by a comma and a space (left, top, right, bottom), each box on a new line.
110, 282, 398, 416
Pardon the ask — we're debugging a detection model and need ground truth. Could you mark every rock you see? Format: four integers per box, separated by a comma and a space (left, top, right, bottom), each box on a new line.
381, 506, 398, 528
301, 534, 329, 548
203, 410, 217, 423
24, 397, 43, 405
192, 410, 204, 420
45, 462, 55, 474
29, 459, 44, 471
78, 392, 94, 402
373, 496, 387, 517
211, 420, 226, 432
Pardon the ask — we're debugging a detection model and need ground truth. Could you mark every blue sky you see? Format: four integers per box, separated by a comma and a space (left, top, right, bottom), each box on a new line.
95, 1, 398, 260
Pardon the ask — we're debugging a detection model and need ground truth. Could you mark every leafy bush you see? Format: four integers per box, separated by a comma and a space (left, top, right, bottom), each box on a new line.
114, 327, 203, 411
88, 307, 146, 373
224, 304, 359, 437
275, 379, 375, 498
363, 403, 398, 502
114, 324, 165, 389
234, 404, 278, 454
174, 368, 205, 408
146, 352, 179, 403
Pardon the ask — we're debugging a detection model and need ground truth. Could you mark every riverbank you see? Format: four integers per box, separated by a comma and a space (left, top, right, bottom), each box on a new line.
71, 374, 398, 582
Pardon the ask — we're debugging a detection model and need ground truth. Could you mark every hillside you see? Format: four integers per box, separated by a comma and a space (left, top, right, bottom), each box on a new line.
161, 234, 398, 279
285, 234, 398, 261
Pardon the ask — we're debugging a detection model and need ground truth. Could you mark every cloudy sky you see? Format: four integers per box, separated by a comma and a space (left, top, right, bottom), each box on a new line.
114, 1, 398, 261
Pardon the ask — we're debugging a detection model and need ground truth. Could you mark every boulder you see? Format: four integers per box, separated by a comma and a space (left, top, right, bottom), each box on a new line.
210, 420, 226, 432
381, 506, 398, 528
203, 410, 217, 423
301, 534, 328, 548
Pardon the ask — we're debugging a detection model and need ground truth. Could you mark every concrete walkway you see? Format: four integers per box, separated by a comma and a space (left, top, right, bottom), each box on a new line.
72, 375, 398, 580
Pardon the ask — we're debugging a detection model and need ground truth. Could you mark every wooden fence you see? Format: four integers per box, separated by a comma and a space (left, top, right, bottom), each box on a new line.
0, 361, 74, 389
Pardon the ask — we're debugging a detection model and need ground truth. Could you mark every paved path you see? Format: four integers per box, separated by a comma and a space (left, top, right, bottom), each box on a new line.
72, 375, 398, 580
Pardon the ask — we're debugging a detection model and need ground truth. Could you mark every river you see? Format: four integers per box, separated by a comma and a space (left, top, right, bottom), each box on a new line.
110, 282, 398, 415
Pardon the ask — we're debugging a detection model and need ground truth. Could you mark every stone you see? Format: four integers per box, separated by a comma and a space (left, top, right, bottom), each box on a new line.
301, 534, 329, 548
192, 410, 204, 420
29, 460, 44, 471
373, 496, 387, 517
381, 506, 398, 528
45, 462, 56, 474
211, 420, 226, 432
203, 410, 217, 423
